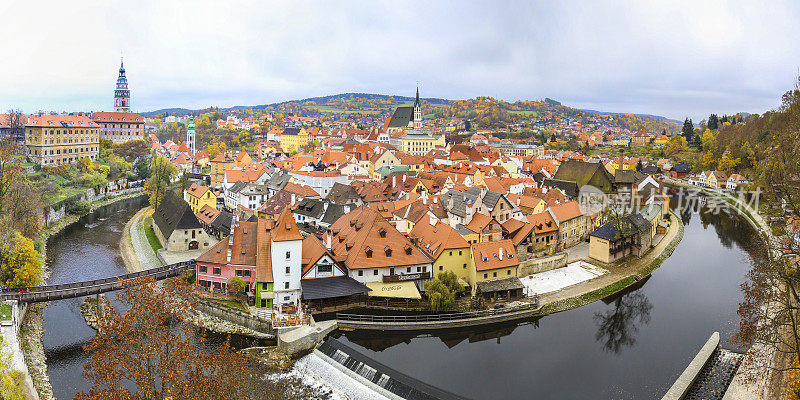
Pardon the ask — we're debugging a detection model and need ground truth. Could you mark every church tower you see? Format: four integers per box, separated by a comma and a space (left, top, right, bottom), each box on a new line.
413, 83, 422, 130
187, 116, 196, 155
114, 58, 131, 112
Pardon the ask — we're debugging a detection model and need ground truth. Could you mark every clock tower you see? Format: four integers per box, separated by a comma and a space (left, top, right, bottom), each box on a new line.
114, 58, 131, 112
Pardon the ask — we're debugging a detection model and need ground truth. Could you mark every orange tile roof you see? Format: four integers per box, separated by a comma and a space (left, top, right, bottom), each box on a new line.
329, 205, 432, 269
471, 239, 519, 271
91, 111, 143, 123
272, 208, 303, 242
25, 114, 98, 128
186, 183, 210, 199
409, 215, 469, 259
547, 201, 583, 223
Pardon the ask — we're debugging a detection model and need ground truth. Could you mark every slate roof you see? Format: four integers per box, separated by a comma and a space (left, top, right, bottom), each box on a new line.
295, 198, 326, 219
320, 203, 350, 226
671, 162, 692, 173
590, 213, 653, 241
440, 190, 480, 218
301, 276, 371, 300
541, 179, 579, 199
476, 276, 525, 293
153, 193, 202, 239
387, 106, 414, 128
552, 159, 614, 192
326, 182, 361, 204
227, 181, 248, 194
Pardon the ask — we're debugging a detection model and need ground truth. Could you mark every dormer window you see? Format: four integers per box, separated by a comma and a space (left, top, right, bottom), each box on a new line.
404, 245, 412, 255
378, 228, 386, 238
384, 246, 392, 257
365, 247, 373, 258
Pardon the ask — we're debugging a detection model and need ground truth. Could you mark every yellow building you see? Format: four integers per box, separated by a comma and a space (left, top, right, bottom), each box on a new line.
470, 239, 519, 286
279, 127, 309, 153
209, 151, 252, 188
24, 114, 100, 166
184, 183, 217, 213
390, 131, 445, 156
409, 216, 475, 287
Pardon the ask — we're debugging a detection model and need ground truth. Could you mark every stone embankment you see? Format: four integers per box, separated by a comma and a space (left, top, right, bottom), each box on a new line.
80, 298, 100, 330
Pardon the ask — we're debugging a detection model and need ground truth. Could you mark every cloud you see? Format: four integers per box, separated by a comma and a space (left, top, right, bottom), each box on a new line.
0, 0, 799, 121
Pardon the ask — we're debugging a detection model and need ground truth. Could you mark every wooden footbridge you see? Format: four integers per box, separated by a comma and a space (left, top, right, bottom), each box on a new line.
0, 261, 195, 303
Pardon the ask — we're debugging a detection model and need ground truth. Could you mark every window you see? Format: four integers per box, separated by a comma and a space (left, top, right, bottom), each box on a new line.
285, 251, 291, 259
213, 267, 221, 275
416, 266, 421, 272
199, 265, 207, 273
285, 266, 290, 274
459, 250, 462, 256
493, 272, 497, 277
373, 269, 378, 276
358, 270, 363, 276
406, 267, 411, 273
507, 270, 511, 275
484, 273, 488, 279
284, 282, 289, 289
463, 263, 467, 269
365, 249, 373, 258
439, 266, 443, 271
318, 264, 332, 274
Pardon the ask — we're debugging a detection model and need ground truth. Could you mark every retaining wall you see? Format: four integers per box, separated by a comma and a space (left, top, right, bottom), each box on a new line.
196, 300, 273, 334
517, 252, 568, 277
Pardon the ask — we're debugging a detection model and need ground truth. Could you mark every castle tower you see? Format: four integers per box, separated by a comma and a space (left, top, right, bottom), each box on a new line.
413, 83, 422, 130
114, 58, 131, 112
187, 116, 196, 155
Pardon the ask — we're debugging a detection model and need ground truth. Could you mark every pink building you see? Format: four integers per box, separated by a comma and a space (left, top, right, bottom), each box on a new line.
196, 221, 258, 293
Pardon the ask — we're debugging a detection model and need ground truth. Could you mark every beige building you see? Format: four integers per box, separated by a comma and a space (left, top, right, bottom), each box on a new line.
390, 131, 445, 156
24, 114, 100, 166
91, 111, 145, 143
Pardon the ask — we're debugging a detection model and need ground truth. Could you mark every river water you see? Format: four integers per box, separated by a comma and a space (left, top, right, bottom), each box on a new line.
43, 197, 760, 399
334, 204, 762, 399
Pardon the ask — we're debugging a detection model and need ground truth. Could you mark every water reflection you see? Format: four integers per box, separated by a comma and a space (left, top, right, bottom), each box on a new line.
594, 290, 653, 354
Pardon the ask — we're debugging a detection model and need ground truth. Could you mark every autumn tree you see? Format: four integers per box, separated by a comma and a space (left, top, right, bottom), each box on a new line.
426, 271, 462, 312
76, 277, 312, 400
0, 231, 42, 288
145, 156, 177, 210
666, 136, 688, 156
682, 118, 694, 141
717, 150, 740, 175
0, 137, 21, 216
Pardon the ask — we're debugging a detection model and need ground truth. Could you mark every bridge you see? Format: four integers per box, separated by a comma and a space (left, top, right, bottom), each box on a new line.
0, 261, 195, 303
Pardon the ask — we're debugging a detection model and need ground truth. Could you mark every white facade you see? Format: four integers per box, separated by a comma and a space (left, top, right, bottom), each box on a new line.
288, 171, 349, 197
301, 254, 347, 279
270, 238, 303, 306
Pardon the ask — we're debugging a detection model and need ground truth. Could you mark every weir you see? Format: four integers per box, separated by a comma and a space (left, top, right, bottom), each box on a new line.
313, 337, 468, 400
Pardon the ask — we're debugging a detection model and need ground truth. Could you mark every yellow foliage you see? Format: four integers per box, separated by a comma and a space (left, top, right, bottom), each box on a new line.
0, 339, 28, 400
0, 232, 42, 288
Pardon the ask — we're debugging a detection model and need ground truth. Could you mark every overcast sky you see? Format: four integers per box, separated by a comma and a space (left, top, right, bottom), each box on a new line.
2, 0, 799, 121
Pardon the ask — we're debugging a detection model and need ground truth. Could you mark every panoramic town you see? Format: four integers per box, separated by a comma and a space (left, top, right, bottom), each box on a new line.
1, 1, 800, 400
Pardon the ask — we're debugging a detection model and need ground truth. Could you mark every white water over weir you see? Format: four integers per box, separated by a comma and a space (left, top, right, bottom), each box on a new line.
286, 337, 468, 400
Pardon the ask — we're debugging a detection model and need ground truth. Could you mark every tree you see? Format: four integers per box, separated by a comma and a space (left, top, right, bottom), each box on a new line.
717, 150, 740, 175
740, 141, 756, 170
708, 113, 719, 130
76, 277, 313, 400
113, 140, 149, 163
228, 276, 245, 292
0, 231, 42, 288
426, 272, 461, 312
0, 338, 30, 400
80, 172, 108, 194
635, 160, 643, 172
0, 138, 21, 216
666, 136, 688, 156
701, 129, 716, 151
145, 156, 177, 210
682, 118, 694, 141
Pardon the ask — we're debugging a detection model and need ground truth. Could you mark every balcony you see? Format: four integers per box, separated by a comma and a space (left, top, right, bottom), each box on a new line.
382, 271, 430, 283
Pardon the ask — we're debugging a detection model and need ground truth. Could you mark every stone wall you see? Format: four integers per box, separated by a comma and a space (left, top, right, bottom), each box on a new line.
196, 300, 273, 334
517, 252, 568, 277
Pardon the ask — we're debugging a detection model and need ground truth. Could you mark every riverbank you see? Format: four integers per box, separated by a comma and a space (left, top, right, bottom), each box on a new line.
18, 190, 146, 400
120, 206, 160, 273
538, 209, 684, 315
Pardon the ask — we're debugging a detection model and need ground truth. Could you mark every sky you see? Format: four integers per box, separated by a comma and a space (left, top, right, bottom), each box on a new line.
1, 0, 800, 121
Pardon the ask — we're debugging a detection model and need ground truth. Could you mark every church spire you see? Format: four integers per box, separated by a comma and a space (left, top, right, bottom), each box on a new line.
414, 81, 420, 108
114, 57, 130, 112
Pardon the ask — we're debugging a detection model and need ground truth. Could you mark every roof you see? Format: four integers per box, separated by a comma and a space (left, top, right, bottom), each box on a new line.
503, 219, 536, 246
294, 198, 326, 218
476, 276, 525, 293
526, 211, 559, 235
541, 179, 579, 199
547, 201, 583, 224
91, 112, 143, 124
301, 276, 371, 300
256, 219, 273, 283
152, 194, 202, 239
471, 239, 519, 271
365, 281, 421, 299
552, 159, 614, 192
387, 106, 414, 128
272, 208, 303, 242
186, 183, 211, 199
466, 212, 502, 234
25, 114, 99, 128
409, 215, 470, 259
590, 213, 652, 241
329, 205, 432, 270
257, 190, 293, 216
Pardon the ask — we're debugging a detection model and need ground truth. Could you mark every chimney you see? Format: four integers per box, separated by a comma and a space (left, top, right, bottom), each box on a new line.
392, 175, 396, 187
326, 233, 332, 250
499, 247, 504, 261
403, 175, 407, 183
291, 193, 296, 205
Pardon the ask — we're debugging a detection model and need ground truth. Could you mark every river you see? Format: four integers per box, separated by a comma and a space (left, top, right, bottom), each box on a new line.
333, 203, 762, 399
42, 197, 761, 399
